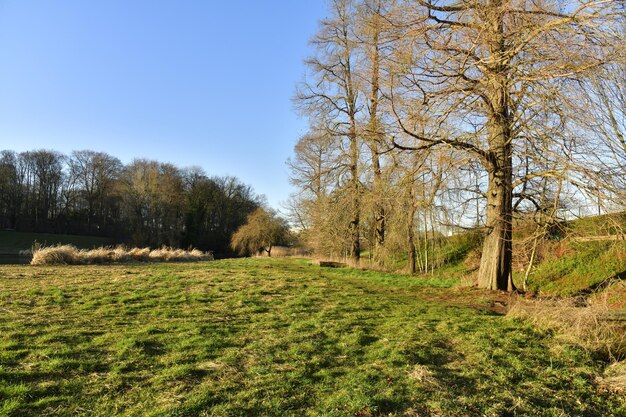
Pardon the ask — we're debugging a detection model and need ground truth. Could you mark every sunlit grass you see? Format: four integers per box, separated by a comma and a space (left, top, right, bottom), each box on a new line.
0, 258, 623, 416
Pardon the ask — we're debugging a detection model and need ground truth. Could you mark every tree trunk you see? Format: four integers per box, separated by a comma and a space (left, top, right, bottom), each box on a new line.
407, 204, 417, 274
367, 10, 385, 262
478, 162, 514, 291
408, 227, 416, 274
349, 125, 360, 266
372, 142, 385, 261
477, 0, 516, 292
344, 13, 360, 267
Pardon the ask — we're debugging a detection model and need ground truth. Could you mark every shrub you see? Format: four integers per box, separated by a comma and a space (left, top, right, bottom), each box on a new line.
129, 247, 151, 261
31, 245, 79, 265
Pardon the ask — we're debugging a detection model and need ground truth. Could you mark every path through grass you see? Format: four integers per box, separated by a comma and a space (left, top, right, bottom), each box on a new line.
0, 258, 623, 416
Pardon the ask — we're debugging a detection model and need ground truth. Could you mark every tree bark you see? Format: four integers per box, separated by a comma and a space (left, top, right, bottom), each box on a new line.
477, 0, 516, 292
407, 186, 417, 274
349, 119, 360, 265
478, 102, 514, 291
478, 158, 515, 291
367, 5, 385, 261
372, 142, 385, 256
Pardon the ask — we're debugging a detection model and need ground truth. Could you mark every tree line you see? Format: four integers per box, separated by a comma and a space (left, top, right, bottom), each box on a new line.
289, 0, 625, 291
0, 149, 261, 257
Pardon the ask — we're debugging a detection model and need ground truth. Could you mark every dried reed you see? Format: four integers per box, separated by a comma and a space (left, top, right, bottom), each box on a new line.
31, 245, 213, 265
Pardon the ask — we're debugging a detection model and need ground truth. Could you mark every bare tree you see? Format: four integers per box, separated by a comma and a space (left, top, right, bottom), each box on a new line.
287, 130, 344, 252
359, 0, 388, 260
388, 0, 624, 290
288, 131, 342, 200
26, 150, 64, 230
296, 0, 363, 265
575, 52, 626, 212
68, 150, 122, 231
120, 159, 185, 247
0, 151, 20, 229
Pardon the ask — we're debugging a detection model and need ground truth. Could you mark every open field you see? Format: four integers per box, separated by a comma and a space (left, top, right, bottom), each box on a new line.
1, 258, 625, 416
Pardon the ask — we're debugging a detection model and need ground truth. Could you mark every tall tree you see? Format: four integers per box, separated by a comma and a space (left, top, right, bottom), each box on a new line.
297, 0, 363, 265
0, 151, 20, 229
389, 0, 623, 290
287, 130, 343, 252
360, 0, 387, 260
119, 159, 184, 247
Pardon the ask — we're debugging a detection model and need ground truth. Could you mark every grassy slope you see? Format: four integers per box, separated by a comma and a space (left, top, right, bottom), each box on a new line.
0, 231, 112, 254
1, 258, 624, 416
519, 240, 626, 297
518, 212, 626, 296
406, 214, 626, 297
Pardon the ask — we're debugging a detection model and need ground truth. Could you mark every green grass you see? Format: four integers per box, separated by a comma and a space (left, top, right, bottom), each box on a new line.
0, 231, 112, 254
0, 258, 624, 416
563, 212, 626, 237
391, 214, 626, 296
518, 240, 626, 297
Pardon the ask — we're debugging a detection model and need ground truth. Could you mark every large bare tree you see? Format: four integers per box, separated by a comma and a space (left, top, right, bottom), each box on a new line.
296, 0, 363, 265
388, 0, 624, 290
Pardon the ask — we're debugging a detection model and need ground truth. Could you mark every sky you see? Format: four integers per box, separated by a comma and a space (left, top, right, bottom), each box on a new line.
0, 0, 328, 210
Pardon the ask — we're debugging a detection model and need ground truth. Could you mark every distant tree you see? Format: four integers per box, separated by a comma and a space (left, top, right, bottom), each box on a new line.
182, 171, 259, 255
231, 208, 291, 257
119, 159, 184, 247
26, 150, 64, 231
0, 147, 262, 252
0, 151, 19, 229
68, 150, 122, 232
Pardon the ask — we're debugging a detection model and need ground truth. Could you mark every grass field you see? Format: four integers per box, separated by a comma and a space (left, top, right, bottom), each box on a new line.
0, 258, 624, 416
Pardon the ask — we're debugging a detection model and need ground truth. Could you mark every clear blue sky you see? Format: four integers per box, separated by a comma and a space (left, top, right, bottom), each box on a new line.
0, 0, 327, 209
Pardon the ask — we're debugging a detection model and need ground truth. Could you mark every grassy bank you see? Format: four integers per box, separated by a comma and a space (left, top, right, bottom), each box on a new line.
1, 258, 624, 416
396, 213, 626, 297
0, 231, 112, 255
517, 240, 626, 297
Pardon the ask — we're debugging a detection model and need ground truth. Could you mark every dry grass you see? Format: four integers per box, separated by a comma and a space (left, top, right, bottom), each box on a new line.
148, 247, 209, 262
508, 296, 626, 362
31, 245, 213, 265
597, 361, 626, 394
407, 364, 439, 386
30, 245, 77, 265
128, 247, 151, 261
